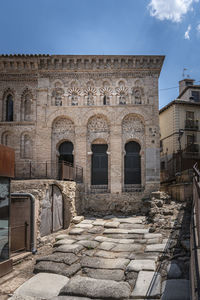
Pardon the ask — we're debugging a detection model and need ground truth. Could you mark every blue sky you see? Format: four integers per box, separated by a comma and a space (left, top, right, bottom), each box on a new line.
0, 0, 200, 108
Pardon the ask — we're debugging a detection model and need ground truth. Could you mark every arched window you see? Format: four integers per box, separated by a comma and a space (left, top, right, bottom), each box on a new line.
59, 141, 74, 165
6, 95, 13, 121
21, 134, 32, 159
103, 95, 107, 105
24, 94, 32, 121
1, 132, 12, 147
91, 144, 108, 185
124, 141, 141, 184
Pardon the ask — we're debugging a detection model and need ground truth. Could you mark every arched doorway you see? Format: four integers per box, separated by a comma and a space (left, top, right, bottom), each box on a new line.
58, 141, 74, 165
124, 141, 141, 184
91, 144, 108, 185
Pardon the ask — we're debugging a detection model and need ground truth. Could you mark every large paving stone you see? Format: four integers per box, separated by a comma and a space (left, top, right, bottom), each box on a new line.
88, 226, 104, 234
53, 244, 84, 254
69, 228, 85, 235
127, 260, 156, 272
103, 228, 129, 234
72, 216, 84, 224
104, 221, 120, 228
81, 256, 129, 269
51, 297, 93, 300
34, 261, 81, 277
83, 268, 125, 281
36, 253, 79, 265
119, 223, 145, 229
161, 279, 190, 300
75, 224, 93, 229
114, 217, 144, 224
95, 250, 132, 259
59, 275, 131, 299
146, 238, 161, 245
80, 219, 94, 224
112, 244, 143, 253
144, 233, 162, 239
145, 244, 166, 252
131, 271, 161, 299
70, 235, 93, 241
55, 239, 76, 246
93, 220, 106, 226
105, 233, 143, 239
14, 273, 69, 299
94, 236, 135, 244
9, 296, 41, 300
128, 229, 149, 234
98, 241, 116, 250
77, 240, 99, 249
134, 253, 158, 261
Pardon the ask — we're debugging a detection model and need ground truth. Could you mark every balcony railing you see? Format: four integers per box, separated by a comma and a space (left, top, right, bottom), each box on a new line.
14, 161, 83, 183
185, 119, 198, 130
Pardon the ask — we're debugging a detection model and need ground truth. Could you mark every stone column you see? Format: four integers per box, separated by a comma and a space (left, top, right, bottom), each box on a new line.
110, 124, 122, 193
74, 125, 87, 187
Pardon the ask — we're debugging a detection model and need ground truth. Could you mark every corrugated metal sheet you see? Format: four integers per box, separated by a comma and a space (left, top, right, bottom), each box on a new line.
0, 145, 15, 178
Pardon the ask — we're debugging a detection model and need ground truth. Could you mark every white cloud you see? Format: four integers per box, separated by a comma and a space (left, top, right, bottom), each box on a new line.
197, 23, 200, 33
184, 24, 192, 39
148, 0, 199, 23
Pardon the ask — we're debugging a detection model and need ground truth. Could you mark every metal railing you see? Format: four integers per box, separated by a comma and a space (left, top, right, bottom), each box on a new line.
190, 163, 200, 300
122, 184, 144, 192
14, 161, 83, 183
185, 119, 198, 130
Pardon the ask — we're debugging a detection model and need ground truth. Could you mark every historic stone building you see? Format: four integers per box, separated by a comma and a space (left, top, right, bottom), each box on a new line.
0, 55, 164, 213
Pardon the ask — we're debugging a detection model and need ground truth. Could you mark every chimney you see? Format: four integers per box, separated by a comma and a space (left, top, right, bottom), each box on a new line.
179, 78, 195, 95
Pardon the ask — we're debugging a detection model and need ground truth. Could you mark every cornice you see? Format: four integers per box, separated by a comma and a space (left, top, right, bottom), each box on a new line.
0, 55, 165, 75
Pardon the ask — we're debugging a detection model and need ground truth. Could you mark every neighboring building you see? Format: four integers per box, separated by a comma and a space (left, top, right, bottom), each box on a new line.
160, 78, 200, 180
0, 55, 164, 212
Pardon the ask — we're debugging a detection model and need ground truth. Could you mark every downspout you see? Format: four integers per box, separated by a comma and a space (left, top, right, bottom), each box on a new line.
11, 193, 37, 254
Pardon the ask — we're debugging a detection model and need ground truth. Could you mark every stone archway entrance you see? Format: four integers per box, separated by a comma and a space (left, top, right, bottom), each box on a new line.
91, 144, 108, 185
124, 141, 141, 184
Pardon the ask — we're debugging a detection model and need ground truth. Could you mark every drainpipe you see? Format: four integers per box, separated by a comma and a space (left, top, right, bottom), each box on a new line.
11, 193, 37, 254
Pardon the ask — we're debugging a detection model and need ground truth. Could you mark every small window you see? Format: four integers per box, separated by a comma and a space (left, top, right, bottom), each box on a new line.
187, 135, 194, 145
161, 161, 165, 170
191, 91, 200, 102
186, 111, 194, 120
103, 95, 107, 105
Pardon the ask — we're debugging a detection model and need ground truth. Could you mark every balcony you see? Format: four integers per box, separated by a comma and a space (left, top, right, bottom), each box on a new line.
182, 143, 200, 159
185, 119, 198, 130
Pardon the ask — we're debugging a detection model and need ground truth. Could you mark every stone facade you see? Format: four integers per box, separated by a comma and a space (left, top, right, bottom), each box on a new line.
0, 55, 164, 210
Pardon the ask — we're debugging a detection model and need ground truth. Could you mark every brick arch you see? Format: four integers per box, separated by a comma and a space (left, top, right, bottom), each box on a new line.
1, 130, 13, 147
21, 88, 34, 121
20, 132, 33, 159
2, 88, 15, 122
116, 108, 146, 125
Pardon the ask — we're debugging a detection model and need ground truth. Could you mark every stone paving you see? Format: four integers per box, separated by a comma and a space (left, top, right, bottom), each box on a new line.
10, 215, 190, 300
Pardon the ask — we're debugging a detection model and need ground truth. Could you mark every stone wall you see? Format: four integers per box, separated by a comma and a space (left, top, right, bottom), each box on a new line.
11, 179, 83, 246
1, 55, 164, 206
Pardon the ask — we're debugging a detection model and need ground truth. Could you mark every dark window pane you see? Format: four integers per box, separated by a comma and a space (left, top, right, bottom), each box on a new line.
6, 95, 13, 122
192, 91, 200, 102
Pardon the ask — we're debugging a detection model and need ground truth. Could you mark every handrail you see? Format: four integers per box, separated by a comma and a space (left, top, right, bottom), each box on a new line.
190, 163, 200, 300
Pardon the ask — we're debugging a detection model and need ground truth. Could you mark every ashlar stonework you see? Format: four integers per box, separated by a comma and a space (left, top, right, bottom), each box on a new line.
0, 55, 164, 213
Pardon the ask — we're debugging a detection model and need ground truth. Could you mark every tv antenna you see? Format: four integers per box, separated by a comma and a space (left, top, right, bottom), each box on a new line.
182, 68, 187, 78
